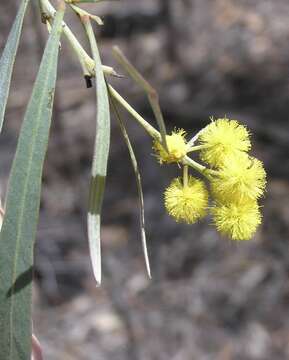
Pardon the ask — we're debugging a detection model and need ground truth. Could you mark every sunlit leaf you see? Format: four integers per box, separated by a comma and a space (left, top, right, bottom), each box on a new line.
84, 19, 110, 285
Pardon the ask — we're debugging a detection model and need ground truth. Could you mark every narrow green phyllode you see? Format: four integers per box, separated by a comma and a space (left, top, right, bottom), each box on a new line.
0, 7, 64, 359
83, 17, 110, 285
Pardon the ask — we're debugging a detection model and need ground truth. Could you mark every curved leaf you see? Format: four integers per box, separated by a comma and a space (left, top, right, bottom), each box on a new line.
109, 95, 151, 278
0, 7, 64, 359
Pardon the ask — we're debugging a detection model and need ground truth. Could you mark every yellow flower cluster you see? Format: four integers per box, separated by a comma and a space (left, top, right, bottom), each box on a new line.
211, 199, 262, 241
153, 129, 188, 164
164, 176, 208, 224
210, 153, 266, 202
152, 118, 266, 241
199, 118, 251, 168
199, 118, 266, 240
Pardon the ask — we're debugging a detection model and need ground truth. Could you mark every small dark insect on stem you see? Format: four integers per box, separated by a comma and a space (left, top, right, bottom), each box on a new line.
84, 74, 93, 88
41, 12, 50, 24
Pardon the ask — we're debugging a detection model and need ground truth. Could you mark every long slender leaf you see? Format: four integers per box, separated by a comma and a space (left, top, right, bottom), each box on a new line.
0, 7, 64, 359
83, 19, 110, 285
109, 94, 151, 278
0, 0, 30, 133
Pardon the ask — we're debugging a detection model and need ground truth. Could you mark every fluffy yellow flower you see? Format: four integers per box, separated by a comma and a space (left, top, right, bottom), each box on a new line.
211, 153, 266, 202
211, 199, 262, 240
199, 118, 251, 168
153, 129, 188, 164
164, 176, 208, 223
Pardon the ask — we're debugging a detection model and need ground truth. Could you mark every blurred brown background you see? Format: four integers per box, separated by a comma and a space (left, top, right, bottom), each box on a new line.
1, 0, 289, 359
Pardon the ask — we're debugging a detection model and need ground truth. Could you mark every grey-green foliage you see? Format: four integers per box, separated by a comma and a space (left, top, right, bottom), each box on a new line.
0, 7, 64, 359
0, 0, 30, 133
84, 19, 111, 285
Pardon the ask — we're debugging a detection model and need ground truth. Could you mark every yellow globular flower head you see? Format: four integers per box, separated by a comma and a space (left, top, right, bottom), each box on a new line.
164, 176, 208, 224
153, 129, 188, 164
211, 199, 262, 241
199, 118, 251, 168
211, 153, 266, 202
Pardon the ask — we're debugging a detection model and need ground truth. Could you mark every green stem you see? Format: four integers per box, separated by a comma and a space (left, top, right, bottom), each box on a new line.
183, 156, 206, 173
108, 85, 161, 140
187, 144, 212, 153
183, 165, 188, 187
108, 85, 218, 180
183, 156, 217, 179
39, 0, 115, 76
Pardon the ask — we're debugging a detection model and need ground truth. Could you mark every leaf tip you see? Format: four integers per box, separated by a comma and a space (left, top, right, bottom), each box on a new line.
147, 269, 152, 280
94, 270, 101, 287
